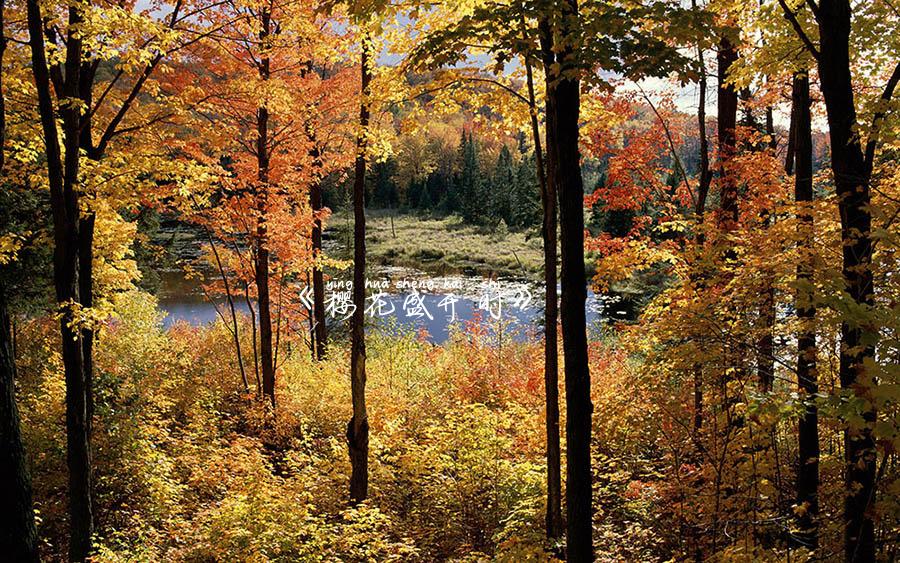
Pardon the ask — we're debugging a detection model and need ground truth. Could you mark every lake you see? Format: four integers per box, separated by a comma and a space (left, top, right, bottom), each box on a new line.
156, 268, 628, 344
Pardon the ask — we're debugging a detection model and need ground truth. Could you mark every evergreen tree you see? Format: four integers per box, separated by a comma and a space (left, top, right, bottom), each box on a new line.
439, 174, 457, 214
491, 145, 515, 227
369, 158, 399, 208
417, 178, 433, 210
405, 178, 422, 211
456, 131, 485, 224
511, 151, 541, 229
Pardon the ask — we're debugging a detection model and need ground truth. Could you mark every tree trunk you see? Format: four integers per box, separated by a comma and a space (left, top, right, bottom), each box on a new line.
79, 56, 96, 431
308, 141, 328, 360
199, 220, 249, 392
546, 0, 593, 558
791, 70, 820, 552
348, 30, 371, 505
256, 144, 274, 406
1, 16, 40, 547
26, 1, 94, 559
531, 18, 562, 541
756, 108, 776, 393
0, 288, 39, 562
256, 11, 275, 408
717, 36, 739, 231
0, 0, 5, 177
708, 33, 740, 555
814, 2, 876, 559
245, 282, 262, 395
692, 24, 710, 436
79, 213, 95, 431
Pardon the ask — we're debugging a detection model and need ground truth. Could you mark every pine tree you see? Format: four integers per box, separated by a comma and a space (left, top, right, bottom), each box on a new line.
405, 179, 422, 211
491, 145, 515, 227
511, 151, 541, 229
417, 179, 433, 211
456, 131, 485, 224
370, 159, 399, 208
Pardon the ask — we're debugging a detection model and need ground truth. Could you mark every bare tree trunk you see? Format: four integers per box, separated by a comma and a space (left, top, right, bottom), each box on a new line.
707, 32, 740, 555
545, 0, 593, 558
791, 70, 820, 551
529, 19, 562, 541
348, 29, 371, 505
244, 282, 262, 396
756, 106, 777, 393
256, 10, 275, 408
198, 218, 249, 393
0, 288, 39, 562
814, 3, 878, 558
79, 213, 95, 431
26, 1, 94, 558
692, 21, 710, 436
717, 36, 739, 231
308, 140, 328, 360
0, 0, 4, 176
79, 55, 96, 436
306, 272, 316, 356
273, 268, 284, 371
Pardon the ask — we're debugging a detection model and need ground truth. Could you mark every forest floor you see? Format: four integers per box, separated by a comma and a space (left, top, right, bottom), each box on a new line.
328, 210, 546, 279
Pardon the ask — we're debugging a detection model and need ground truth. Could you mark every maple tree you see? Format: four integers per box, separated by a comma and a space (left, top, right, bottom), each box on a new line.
168, 0, 356, 404
774, 1, 898, 558
14, 0, 228, 555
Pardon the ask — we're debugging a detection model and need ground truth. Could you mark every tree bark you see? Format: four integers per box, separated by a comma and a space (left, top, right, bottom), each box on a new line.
26, 1, 94, 559
348, 29, 371, 505
79, 213, 95, 432
256, 10, 275, 408
717, 36, 739, 231
532, 17, 562, 541
0, 288, 39, 562
692, 22, 710, 436
791, 70, 819, 552
545, 0, 593, 558
0, 11, 40, 550
308, 140, 327, 360
814, 2, 876, 559
757, 108, 776, 393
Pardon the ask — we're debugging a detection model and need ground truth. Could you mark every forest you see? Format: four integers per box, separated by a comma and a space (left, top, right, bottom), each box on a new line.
0, 0, 899, 561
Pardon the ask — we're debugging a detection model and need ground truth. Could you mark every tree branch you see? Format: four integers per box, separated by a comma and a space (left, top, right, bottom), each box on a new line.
635, 82, 695, 209
864, 60, 900, 172
777, 0, 820, 60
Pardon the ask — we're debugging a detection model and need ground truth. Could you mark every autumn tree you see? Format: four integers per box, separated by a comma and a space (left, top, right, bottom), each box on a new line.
776, 0, 900, 558
174, 0, 354, 402
548, 1, 691, 557
404, 0, 564, 539
21, 0, 224, 555
406, 1, 693, 555
25, 0, 93, 555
